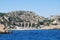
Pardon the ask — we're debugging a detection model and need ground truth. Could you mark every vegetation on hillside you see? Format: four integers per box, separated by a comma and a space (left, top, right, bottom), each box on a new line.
0, 11, 60, 29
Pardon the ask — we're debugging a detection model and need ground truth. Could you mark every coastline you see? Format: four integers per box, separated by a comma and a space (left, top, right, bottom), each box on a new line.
8, 28, 60, 31
8, 25, 60, 30
8, 28, 41, 30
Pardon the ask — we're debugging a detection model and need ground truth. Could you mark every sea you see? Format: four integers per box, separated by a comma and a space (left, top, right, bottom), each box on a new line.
0, 30, 60, 40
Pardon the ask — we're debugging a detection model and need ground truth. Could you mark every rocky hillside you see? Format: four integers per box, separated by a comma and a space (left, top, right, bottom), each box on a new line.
7, 11, 45, 22
0, 11, 46, 28
0, 11, 60, 29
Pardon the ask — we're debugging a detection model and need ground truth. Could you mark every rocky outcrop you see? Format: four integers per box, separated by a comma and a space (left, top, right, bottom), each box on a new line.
0, 11, 60, 30
0, 24, 8, 33
0, 11, 46, 28
7, 11, 45, 23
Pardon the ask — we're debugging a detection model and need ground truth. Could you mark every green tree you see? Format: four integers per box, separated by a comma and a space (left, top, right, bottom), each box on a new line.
32, 23, 35, 27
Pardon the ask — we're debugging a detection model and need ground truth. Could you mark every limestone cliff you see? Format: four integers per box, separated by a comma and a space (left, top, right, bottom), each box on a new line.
0, 11, 45, 28
0, 11, 60, 30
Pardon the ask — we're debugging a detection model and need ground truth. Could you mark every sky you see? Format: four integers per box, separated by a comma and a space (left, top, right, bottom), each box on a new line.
0, 0, 60, 17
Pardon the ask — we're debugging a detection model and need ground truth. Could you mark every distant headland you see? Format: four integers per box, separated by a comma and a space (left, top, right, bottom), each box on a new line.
0, 10, 60, 33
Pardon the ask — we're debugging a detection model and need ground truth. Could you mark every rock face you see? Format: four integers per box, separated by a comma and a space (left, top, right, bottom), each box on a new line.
0, 24, 8, 33
7, 11, 45, 23
0, 11, 60, 30
0, 11, 46, 28
0, 24, 5, 32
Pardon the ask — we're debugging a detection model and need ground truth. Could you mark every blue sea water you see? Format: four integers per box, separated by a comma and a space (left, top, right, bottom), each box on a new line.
0, 30, 60, 40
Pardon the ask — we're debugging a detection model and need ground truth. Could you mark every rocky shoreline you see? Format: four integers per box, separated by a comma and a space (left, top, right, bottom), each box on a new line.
0, 11, 60, 33
0, 24, 12, 34
0, 24, 60, 34
0, 24, 60, 32
8, 25, 60, 30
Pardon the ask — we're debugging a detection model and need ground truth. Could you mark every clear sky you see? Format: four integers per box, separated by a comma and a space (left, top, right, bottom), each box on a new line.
0, 0, 60, 17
